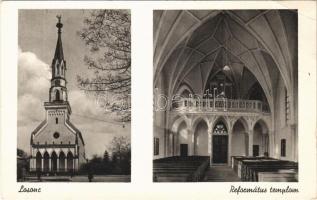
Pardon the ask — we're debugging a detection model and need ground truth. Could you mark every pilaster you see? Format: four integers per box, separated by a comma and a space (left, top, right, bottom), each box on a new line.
248, 129, 254, 156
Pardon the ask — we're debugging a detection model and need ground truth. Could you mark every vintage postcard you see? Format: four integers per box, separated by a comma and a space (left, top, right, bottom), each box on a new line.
0, 1, 316, 200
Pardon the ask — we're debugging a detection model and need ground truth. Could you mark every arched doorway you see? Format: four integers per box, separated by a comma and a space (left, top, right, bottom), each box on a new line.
194, 120, 208, 156
231, 119, 248, 156
67, 152, 74, 172
43, 152, 50, 172
51, 151, 58, 172
253, 120, 269, 156
212, 120, 228, 163
170, 116, 188, 156
59, 151, 66, 172
177, 121, 189, 156
35, 151, 42, 171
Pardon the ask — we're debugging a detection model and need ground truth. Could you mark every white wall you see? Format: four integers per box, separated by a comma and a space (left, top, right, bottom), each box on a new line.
231, 121, 247, 156
194, 121, 208, 156
153, 74, 167, 159
273, 75, 295, 161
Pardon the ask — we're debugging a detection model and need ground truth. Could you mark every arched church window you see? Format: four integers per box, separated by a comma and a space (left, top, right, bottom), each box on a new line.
56, 64, 60, 75
55, 90, 60, 101
213, 121, 227, 135
56, 118, 58, 124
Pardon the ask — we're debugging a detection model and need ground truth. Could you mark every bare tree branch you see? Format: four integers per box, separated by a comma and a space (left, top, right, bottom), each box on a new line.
77, 10, 131, 122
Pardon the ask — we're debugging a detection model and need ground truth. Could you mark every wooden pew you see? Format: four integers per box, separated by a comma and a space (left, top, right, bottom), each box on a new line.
258, 171, 298, 182
240, 159, 298, 182
153, 156, 209, 182
231, 156, 275, 178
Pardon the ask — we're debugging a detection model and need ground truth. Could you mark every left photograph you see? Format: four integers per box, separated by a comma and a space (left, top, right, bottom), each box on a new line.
17, 9, 131, 182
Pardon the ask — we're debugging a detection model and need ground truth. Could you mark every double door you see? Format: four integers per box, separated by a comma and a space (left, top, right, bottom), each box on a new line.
212, 135, 228, 163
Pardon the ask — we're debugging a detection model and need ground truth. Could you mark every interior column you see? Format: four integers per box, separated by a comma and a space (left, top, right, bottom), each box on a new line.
209, 128, 213, 166
228, 128, 232, 167
187, 129, 194, 155
248, 129, 254, 156
268, 130, 274, 157
291, 124, 297, 162
175, 133, 179, 156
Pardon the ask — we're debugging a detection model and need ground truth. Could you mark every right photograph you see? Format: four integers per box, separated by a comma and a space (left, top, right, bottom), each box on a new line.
153, 10, 298, 182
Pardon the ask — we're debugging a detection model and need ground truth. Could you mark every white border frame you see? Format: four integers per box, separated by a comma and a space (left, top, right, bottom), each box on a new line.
1, 1, 316, 200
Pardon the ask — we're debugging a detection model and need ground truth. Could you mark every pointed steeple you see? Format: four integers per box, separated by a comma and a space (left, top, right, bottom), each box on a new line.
54, 15, 64, 61
49, 15, 68, 103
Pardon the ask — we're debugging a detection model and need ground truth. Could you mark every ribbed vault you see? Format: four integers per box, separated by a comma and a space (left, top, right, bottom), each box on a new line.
154, 10, 297, 113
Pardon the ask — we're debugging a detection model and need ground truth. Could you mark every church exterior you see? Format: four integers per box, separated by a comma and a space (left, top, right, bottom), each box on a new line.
29, 17, 85, 173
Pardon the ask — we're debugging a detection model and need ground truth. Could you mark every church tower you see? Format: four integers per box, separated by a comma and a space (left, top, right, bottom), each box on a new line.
49, 16, 68, 103
30, 16, 85, 173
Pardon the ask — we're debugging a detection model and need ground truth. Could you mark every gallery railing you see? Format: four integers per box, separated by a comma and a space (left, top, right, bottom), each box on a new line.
172, 98, 270, 113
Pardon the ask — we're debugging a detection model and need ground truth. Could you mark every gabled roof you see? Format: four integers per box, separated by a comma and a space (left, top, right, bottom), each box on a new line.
31, 120, 47, 135
66, 119, 85, 145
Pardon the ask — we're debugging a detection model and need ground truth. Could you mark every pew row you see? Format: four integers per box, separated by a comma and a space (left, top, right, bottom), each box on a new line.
231, 156, 298, 182
153, 156, 210, 182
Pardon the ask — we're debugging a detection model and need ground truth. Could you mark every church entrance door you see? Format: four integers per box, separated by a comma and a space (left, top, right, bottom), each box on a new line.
67, 152, 73, 172
212, 135, 228, 163
180, 144, 188, 156
43, 152, 50, 172
36, 152, 42, 171
59, 152, 66, 172
51, 152, 58, 172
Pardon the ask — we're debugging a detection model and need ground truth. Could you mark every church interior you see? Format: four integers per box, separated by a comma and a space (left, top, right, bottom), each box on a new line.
153, 10, 298, 182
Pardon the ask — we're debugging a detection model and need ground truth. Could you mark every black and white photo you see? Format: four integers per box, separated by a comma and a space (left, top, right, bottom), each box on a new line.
153, 10, 298, 182
17, 9, 131, 182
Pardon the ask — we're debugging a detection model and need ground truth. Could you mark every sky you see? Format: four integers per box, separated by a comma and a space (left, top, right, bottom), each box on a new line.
18, 10, 131, 159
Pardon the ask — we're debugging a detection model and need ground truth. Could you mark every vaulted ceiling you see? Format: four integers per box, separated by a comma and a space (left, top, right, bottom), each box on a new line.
154, 10, 297, 111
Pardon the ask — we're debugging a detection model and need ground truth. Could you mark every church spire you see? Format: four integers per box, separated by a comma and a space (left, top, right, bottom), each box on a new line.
49, 15, 68, 103
54, 15, 64, 61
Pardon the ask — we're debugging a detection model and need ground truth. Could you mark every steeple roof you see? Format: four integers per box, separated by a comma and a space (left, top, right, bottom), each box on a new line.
54, 15, 64, 61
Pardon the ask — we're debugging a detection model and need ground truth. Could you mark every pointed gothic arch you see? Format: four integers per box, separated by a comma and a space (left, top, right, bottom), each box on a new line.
253, 119, 269, 156
43, 151, 50, 172
35, 151, 42, 171
59, 151, 66, 172
212, 116, 229, 133
212, 117, 229, 163
51, 151, 58, 172
67, 151, 74, 172
232, 119, 248, 157
194, 119, 209, 156
170, 115, 189, 133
